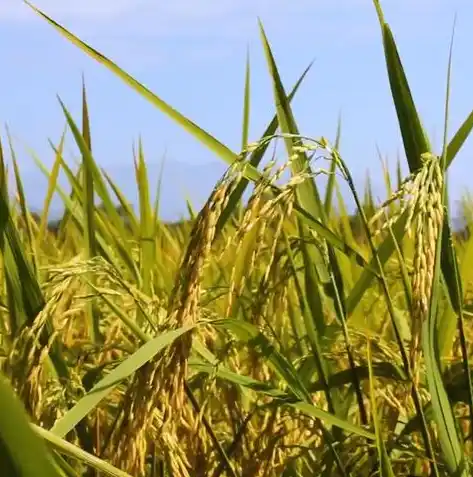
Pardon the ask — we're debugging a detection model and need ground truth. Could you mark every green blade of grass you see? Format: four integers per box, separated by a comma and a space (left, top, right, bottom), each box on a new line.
6, 128, 37, 264
372, 1, 430, 172
135, 138, 154, 293
152, 153, 166, 235
81, 79, 101, 344
50, 323, 198, 438
101, 168, 139, 235
58, 97, 132, 241
191, 356, 407, 399
33, 424, 133, 477
422, 22, 469, 475
283, 401, 375, 441
283, 230, 338, 413
446, 108, 473, 168
324, 113, 342, 218
214, 318, 313, 402
0, 373, 61, 477
366, 339, 396, 477
241, 47, 251, 152
236, 48, 252, 221
134, 138, 155, 325
37, 128, 66, 245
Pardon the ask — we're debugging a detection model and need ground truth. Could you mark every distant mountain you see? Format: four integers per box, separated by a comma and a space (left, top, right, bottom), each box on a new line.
15, 159, 229, 221
13, 158, 469, 233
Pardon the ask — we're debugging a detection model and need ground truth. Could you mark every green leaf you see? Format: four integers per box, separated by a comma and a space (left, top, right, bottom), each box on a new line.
422, 23, 469, 475
372, 1, 430, 172
134, 138, 155, 313
367, 340, 396, 477
33, 424, 133, 477
324, 114, 342, 217
37, 128, 66, 244
81, 79, 102, 344
283, 401, 375, 441
214, 319, 312, 402
446, 108, 473, 168
241, 47, 251, 152
0, 373, 60, 477
50, 323, 197, 437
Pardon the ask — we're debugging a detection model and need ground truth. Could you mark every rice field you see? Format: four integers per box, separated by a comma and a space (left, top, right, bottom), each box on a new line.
2, 1, 473, 476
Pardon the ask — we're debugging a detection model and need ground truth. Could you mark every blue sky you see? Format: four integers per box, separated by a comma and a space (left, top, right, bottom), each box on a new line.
1, 0, 473, 220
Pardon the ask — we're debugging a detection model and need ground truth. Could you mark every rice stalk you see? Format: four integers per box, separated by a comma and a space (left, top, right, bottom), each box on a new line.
106, 166, 235, 476
369, 152, 445, 378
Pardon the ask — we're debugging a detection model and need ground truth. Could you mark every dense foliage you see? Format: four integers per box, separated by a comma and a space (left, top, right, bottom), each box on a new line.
1, 1, 473, 476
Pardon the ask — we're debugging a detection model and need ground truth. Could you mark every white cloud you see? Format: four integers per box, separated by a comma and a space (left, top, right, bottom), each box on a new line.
3, 0, 448, 27
2, 0, 140, 21
3, 0, 469, 68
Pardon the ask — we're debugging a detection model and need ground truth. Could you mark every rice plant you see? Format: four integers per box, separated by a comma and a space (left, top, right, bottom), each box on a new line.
2, 0, 473, 476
